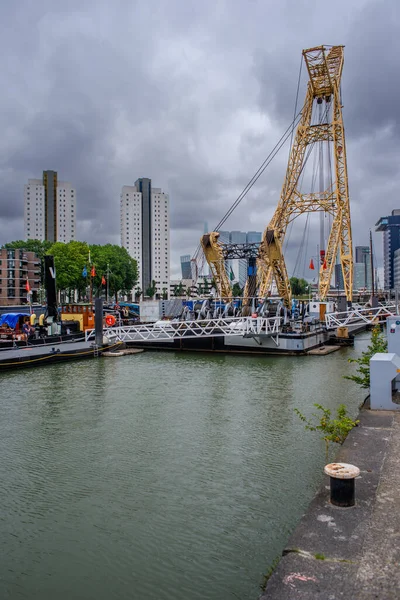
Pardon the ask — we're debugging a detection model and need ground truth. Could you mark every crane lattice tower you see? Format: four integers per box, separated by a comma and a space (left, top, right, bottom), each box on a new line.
258, 45, 353, 305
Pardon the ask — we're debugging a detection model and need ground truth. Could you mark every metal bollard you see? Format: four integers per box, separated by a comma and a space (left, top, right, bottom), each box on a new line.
324, 463, 360, 507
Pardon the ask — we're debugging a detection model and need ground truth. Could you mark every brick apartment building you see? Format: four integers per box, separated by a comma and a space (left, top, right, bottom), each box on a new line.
0, 248, 41, 306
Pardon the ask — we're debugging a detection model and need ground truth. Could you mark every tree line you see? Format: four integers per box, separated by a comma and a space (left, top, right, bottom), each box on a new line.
4, 239, 311, 301
3, 239, 138, 301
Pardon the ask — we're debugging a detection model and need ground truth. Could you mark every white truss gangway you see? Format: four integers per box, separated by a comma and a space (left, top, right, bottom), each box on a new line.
85, 315, 282, 344
325, 304, 397, 330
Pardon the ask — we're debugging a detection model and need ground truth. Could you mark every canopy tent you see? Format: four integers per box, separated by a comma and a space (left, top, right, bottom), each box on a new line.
0, 313, 28, 329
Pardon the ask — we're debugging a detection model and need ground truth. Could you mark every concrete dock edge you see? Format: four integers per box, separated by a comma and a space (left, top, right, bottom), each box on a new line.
260, 408, 400, 599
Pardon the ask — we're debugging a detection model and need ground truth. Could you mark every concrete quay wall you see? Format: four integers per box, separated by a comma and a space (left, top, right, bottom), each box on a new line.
260, 408, 400, 599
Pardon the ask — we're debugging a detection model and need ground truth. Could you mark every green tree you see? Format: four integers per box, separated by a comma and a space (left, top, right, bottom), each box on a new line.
197, 277, 211, 297
4, 239, 138, 303
344, 325, 387, 388
45, 242, 138, 302
203, 277, 211, 294
90, 244, 138, 301
290, 277, 308, 296
232, 282, 243, 297
145, 280, 157, 299
173, 282, 185, 297
299, 278, 309, 294
47, 241, 89, 298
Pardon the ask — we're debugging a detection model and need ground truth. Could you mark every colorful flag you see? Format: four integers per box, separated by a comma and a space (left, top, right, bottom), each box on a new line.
101, 275, 106, 285
309, 259, 315, 270
82, 266, 88, 277
25, 279, 30, 292
322, 259, 327, 270
229, 267, 235, 281
91, 265, 96, 277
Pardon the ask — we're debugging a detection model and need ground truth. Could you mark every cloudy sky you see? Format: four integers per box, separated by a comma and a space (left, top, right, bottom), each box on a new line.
0, 0, 398, 280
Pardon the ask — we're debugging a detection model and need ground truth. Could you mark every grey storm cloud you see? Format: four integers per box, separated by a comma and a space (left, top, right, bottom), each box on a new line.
0, 0, 399, 280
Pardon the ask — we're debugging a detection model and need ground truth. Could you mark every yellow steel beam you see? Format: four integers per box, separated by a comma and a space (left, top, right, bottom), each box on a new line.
200, 232, 232, 300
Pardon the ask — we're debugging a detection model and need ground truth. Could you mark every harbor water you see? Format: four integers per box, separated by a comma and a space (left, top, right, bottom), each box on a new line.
0, 337, 368, 600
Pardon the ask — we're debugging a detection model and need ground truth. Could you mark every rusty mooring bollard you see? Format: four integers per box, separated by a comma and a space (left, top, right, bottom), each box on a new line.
324, 463, 360, 507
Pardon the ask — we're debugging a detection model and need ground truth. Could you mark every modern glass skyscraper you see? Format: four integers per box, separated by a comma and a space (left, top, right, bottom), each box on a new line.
354, 245, 372, 290
180, 255, 192, 279
376, 210, 400, 289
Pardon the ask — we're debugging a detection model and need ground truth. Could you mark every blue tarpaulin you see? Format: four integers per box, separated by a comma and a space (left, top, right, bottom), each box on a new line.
0, 313, 27, 329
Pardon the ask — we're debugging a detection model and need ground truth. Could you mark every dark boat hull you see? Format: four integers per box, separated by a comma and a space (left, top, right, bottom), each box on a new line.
0, 340, 100, 371
0, 333, 85, 350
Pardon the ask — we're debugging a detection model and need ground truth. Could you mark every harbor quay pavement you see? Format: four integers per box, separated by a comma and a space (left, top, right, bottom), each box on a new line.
260, 406, 400, 599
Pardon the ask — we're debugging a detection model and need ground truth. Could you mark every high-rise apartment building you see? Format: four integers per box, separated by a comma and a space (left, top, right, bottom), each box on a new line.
376, 210, 400, 289
120, 179, 170, 297
56, 181, 76, 243
24, 171, 76, 242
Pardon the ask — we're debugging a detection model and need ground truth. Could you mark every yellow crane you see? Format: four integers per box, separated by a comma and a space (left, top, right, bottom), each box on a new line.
201, 45, 353, 307
258, 45, 353, 306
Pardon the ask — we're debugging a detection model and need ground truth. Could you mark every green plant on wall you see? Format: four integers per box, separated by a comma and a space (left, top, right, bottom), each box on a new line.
294, 403, 359, 461
344, 325, 387, 389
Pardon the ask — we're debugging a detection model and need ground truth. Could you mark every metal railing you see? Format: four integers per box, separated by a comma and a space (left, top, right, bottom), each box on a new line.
325, 304, 396, 330
85, 315, 281, 343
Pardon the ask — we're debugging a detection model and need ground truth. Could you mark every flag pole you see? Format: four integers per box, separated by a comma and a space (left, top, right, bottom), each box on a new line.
88, 249, 93, 307
107, 263, 109, 304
